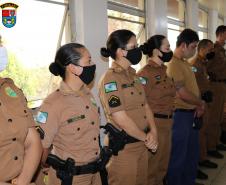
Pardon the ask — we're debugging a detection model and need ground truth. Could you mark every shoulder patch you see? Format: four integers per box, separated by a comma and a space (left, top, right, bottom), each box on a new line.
138, 77, 148, 85
5, 87, 17, 97
191, 66, 197, 72
155, 75, 161, 81
108, 95, 121, 108
104, 82, 118, 93
36, 111, 48, 124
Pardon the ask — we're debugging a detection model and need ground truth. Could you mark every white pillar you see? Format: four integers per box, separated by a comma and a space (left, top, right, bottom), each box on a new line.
146, 0, 167, 38
69, 0, 109, 125
185, 0, 199, 31
208, 9, 218, 41
224, 16, 226, 25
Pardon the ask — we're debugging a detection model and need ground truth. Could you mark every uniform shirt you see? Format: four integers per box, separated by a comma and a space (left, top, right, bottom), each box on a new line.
207, 42, 226, 80
137, 60, 176, 115
0, 78, 35, 181
166, 56, 200, 109
98, 61, 148, 131
37, 82, 100, 165
190, 55, 210, 94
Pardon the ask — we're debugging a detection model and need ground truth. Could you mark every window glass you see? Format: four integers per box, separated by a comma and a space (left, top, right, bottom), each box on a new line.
198, 9, 208, 28
109, 0, 144, 10
0, 0, 69, 107
167, 24, 184, 50
198, 31, 207, 40
167, 0, 185, 22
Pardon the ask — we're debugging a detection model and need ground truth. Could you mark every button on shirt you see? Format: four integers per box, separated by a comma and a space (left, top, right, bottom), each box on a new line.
37, 82, 100, 165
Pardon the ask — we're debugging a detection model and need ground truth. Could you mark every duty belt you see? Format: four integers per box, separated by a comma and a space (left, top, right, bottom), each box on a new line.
154, 113, 172, 119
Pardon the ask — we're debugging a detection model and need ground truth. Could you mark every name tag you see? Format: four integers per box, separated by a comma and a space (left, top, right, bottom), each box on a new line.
67, 115, 85, 124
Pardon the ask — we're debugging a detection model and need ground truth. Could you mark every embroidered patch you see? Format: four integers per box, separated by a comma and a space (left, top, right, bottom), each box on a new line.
36, 111, 48, 124
108, 95, 121, 108
155, 75, 161, 81
104, 82, 118, 93
191, 66, 197, 73
90, 97, 97, 107
67, 115, 85, 124
35, 126, 45, 139
5, 87, 17, 97
138, 77, 148, 85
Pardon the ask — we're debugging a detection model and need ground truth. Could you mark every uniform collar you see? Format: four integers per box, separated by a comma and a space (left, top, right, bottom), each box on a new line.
147, 59, 164, 68
0, 77, 13, 87
59, 81, 90, 97
111, 60, 136, 75
172, 55, 187, 63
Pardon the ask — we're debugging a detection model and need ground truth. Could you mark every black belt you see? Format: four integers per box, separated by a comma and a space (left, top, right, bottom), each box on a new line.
175, 109, 195, 112
154, 113, 172, 119
71, 160, 99, 175
124, 134, 140, 144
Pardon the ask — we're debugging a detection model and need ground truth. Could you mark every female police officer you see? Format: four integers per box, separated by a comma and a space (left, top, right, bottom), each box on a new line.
0, 41, 42, 184
98, 29, 158, 185
138, 35, 176, 185
36, 43, 101, 185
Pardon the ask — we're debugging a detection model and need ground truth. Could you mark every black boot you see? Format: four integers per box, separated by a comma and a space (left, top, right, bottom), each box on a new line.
197, 169, 208, 180
199, 159, 218, 168
207, 150, 224, 159
217, 143, 226, 151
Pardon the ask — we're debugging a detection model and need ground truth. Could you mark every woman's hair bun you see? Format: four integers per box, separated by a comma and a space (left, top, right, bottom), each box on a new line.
49, 62, 61, 76
140, 42, 150, 55
100, 47, 111, 58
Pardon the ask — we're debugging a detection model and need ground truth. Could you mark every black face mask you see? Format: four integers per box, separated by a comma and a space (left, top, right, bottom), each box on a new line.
125, 47, 142, 65
206, 51, 215, 60
159, 50, 173, 63
75, 64, 96, 85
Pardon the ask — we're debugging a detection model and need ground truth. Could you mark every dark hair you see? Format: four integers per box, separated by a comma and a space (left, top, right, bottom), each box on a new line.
197, 39, 213, 52
216, 25, 226, 37
176, 29, 199, 47
140, 35, 166, 57
100, 29, 136, 59
49, 43, 85, 80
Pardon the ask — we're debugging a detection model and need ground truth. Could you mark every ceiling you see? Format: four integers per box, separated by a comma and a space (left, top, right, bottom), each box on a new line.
198, 0, 226, 17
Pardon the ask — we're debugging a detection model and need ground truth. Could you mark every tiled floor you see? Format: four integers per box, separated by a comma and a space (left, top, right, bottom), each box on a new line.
196, 150, 226, 185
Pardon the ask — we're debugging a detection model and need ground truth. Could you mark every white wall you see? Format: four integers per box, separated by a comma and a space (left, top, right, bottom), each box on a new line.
208, 10, 218, 41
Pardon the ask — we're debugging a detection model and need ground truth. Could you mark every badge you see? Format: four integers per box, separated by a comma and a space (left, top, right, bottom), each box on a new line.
36, 111, 48, 124
0, 3, 18, 28
5, 87, 17, 97
104, 82, 118, 93
191, 66, 197, 73
155, 75, 161, 81
108, 95, 121, 108
90, 97, 97, 107
138, 77, 148, 85
67, 115, 85, 124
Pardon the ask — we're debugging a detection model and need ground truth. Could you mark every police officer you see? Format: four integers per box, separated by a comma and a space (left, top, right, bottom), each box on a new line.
190, 39, 218, 180
137, 35, 176, 185
37, 43, 101, 185
99, 29, 158, 185
166, 29, 205, 185
207, 25, 226, 152
0, 46, 42, 184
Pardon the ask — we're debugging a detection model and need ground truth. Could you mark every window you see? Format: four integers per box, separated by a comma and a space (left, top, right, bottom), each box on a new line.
167, 0, 185, 50
218, 16, 224, 26
0, 0, 70, 108
198, 8, 208, 39
108, 0, 144, 10
107, 0, 146, 70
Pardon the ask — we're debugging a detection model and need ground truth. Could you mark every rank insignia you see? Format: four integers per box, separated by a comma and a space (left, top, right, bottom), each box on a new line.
108, 95, 121, 107
36, 111, 48, 124
90, 97, 97, 107
5, 87, 17, 97
104, 82, 118, 93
